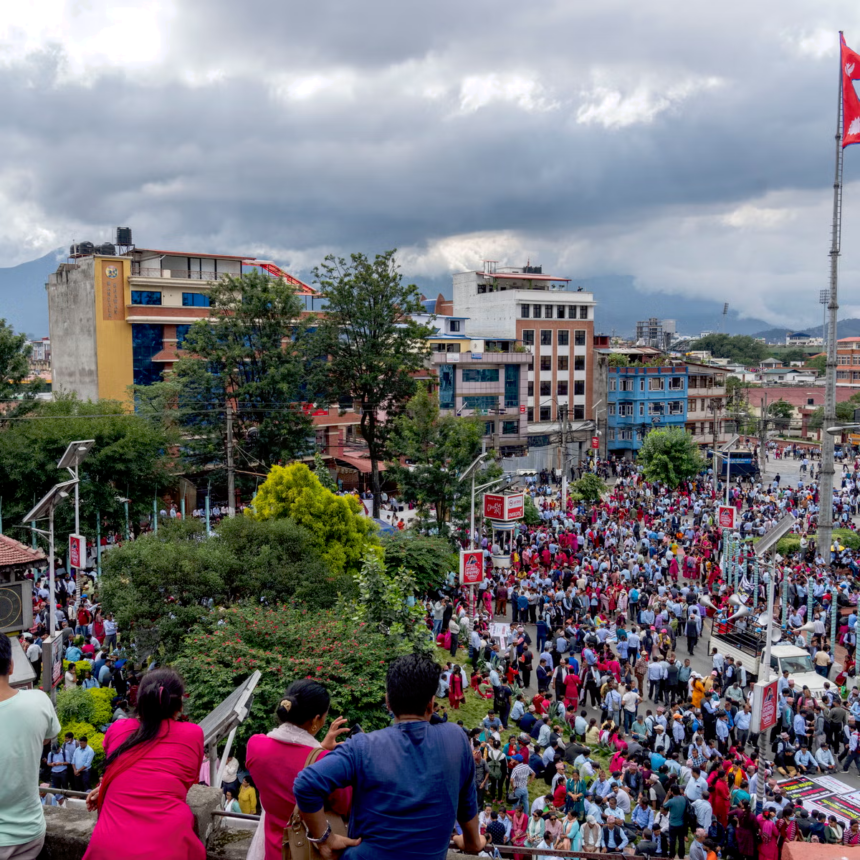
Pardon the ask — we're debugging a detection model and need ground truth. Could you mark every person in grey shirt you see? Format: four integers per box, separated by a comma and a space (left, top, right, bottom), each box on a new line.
689, 828, 708, 860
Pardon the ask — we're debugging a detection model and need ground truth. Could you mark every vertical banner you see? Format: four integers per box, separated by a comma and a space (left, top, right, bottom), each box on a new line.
717, 506, 736, 529
41, 634, 64, 691
69, 534, 85, 569
459, 549, 484, 585
752, 679, 778, 734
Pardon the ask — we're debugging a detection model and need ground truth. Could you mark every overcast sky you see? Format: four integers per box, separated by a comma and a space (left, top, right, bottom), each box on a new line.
2, 1, 860, 326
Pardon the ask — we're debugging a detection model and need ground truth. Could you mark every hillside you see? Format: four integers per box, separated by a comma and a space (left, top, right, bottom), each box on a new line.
0, 249, 63, 337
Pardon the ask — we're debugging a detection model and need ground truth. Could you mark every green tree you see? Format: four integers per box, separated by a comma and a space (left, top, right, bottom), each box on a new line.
380, 533, 457, 593
607, 353, 630, 367
137, 270, 317, 482
311, 251, 434, 518
523, 494, 542, 526
312, 452, 339, 493
0, 319, 32, 400
778, 348, 807, 364
388, 384, 483, 533
571, 473, 606, 502
766, 399, 793, 430
247, 462, 379, 577
0, 396, 174, 538
725, 377, 755, 434
808, 391, 860, 431
807, 354, 827, 374
689, 334, 769, 365
637, 427, 704, 489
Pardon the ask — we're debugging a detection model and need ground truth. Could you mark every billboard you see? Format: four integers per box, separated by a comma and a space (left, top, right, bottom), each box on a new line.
459, 549, 484, 585
483, 493, 525, 521
752, 679, 778, 733
41, 634, 64, 691
69, 534, 85, 570
591, 436, 600, 449
717, 506, 736, 530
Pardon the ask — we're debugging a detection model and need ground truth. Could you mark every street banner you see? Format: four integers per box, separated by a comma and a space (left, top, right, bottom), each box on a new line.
774, 775, 836, 802
69, 534, 85, 569
591, 436, 600, 449
813, 775, 852, 793
717, 506, 736, 530
483, 493, 525, 521
806, 792, 860, 826
752, 679, 778, 733
459, 549, 484, 585
504, 493, 524, 520
41, 634, 63, 691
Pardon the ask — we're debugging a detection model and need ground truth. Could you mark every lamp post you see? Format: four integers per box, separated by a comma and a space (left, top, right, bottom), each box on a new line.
57, 440, 95, 604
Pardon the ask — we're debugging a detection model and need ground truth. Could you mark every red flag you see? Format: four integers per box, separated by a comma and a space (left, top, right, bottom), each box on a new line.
842, 34, 860, 147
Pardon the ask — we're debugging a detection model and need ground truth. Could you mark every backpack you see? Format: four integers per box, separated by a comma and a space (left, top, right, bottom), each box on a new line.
487, 752, 504, 781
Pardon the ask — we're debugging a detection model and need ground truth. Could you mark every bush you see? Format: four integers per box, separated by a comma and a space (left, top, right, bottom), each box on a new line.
87, 688, 115, 726
56, 687, 96, 724
172, 603, 406, 750
60, 720, 106, 770
62, 659, 93, 678
380, 533, 456, 593
571, 473, 606, 502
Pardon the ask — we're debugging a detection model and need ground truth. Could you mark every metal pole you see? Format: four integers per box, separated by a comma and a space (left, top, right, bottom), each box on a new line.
831, 582, 838, 657
96, 512, 101, 578
755, 567, 776, 814
31, 520, 37, 550
470, 473, 476, 551
153, 497, 158, 534
807, 578, 814, 646
48, 507, 56, 640
782, 568, 789, 628
818, 34, 844, 559
205, 489, 211, 536
124, 500, 129, 542
226, 402, 236, 517
181, 497, 185, 519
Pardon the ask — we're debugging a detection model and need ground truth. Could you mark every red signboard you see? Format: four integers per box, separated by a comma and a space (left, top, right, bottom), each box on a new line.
460, 549, 484, 585
504, 493, 524, 520
519, 405, 526, 414
483, 493, 506, 519
754, 679, 778, 732
591, 436, 600, 449
69, 534, 85, 570
717, 505, 736, 530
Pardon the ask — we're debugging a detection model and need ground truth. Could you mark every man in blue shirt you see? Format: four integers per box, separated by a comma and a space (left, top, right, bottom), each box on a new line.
71, 737, 94, 791
295, 653, 485, 859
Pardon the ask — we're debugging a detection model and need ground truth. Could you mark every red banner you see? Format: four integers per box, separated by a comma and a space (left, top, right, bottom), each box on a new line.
483, 493, 505, 519
460, 549, 484, 585
842, 34, 860, 148
717, 506, 736, 530
591, 436, 600, 449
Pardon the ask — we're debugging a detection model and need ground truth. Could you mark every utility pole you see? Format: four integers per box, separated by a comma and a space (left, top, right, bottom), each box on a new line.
759, 390, 768, 475
818, 36, 844, 560
226, 401, 236, 517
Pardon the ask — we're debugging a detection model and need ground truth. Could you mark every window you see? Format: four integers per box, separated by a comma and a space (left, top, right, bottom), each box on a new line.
540, 356, 552, 371
574, 355, 585, 370
689, 400, 697, 412
574, 330, 586, 346
689, 376, 698, 389
573, 405, 584, 419
446, 343, 461, 353
545, 305, 553, 319
521, 304, 530, 318
579, 306, 589, 320
556, 305, 566, 319
540, 381, 551, 396
539, 406, 551, 421
619, 403, 634, 416
649, 403, 664, 416
439, 365, 455, 409
131, 290, 162, 306
502, 420, 518, 435
504, 365, 520, 408
619, 379, 633, 392
462, 395, 498, 411
574, 380, 585, 396
609, 428, 616, 441
522, 330, 534, 346
448, 320, 461, 332
527, 381, 534, 397
649, 378, 665, 391
175, 324, 191, 347
640, 380, 645, 391
557, 381, 568, 396
609, 378, 617, 391
558, 330, 569, 346
484, 422, 495, 435
461, 368, 500, 383
669, 376, 684, 390
132, 324, 164, 386
533, 305, 542, 318
527, 408, 534, 422
558, 356, 569, 371
639, 403, 645, 415
609, 404, 617, 416
182, 292, 211, 307
669, 401, 684, 415
540, 330, 552, 346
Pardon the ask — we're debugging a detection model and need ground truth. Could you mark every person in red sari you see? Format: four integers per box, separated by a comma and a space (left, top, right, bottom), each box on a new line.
710, 773, 730, 826
83, 669, 205, 860
449, 666, 465, 710
757, 809, 781, 860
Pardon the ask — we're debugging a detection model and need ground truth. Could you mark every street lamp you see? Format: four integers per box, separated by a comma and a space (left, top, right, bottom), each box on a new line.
58, 440, 95, 604
115, 496, 131, 542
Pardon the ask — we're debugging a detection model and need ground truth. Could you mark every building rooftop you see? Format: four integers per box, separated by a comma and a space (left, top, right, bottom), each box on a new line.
0, 534, 45, 569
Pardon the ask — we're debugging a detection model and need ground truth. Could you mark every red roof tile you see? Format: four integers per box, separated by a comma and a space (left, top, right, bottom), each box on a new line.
0, 534, 45, 568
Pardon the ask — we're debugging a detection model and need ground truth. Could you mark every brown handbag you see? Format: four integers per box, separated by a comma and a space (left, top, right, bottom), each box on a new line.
283, 747, 349, 860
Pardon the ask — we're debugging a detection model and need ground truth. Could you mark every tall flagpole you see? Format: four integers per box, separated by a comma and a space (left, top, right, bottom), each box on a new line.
818, 32, 845, 561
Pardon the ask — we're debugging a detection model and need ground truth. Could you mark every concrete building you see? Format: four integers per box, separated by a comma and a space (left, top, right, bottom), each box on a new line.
684, 362, 728, 447
452, 263, 596, 431
635, 318, 676, 350
785, 332, 823, 346
836, 337, 860, 388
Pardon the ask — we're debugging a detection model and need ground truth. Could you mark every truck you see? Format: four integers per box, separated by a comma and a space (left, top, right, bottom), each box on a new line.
708, 625, 833, 699
707, 449, 760, 480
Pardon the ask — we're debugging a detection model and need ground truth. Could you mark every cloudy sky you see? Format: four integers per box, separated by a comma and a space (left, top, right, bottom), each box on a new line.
2, 1, 860, 326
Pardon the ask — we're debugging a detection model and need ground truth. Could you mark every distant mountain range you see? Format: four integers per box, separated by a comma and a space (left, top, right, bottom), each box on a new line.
749, 320, 860, 343
0, 249, 63, 338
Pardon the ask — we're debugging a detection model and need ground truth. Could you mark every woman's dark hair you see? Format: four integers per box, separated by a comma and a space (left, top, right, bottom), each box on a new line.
104, 668, 185, 768
276, 679, 331, 726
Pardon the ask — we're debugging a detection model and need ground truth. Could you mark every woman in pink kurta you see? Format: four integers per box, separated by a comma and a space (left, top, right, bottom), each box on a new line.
83, 669, 204, 860
757, 811, 780, 860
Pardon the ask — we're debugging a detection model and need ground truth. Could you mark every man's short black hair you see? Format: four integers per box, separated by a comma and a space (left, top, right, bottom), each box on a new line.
386, 653, 441, 717
0, 634, 10, 675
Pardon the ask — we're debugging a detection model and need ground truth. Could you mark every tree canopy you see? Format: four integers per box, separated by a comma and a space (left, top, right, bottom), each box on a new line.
380, 532, 457, 593
636, 427, 704, 488
311, 251, 434, 517
0, 319, 32, 400
688, 333, 769, 365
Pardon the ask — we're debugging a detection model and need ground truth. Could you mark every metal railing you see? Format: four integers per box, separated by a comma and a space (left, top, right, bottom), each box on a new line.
131, 265, 226, 281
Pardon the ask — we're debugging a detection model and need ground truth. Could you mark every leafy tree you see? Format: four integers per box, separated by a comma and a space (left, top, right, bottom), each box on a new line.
766, 399, 793, 430
380, 532, 457, 593
689, 333, 769, 366
174, 603, 402, 747
607, 353, 630, 367
312, 452, 338, 493
571, 473, 607, 502
807, 354, 827, 374
725, 377, 755, 434
523, 494, 542, 526
778, 348, 808, 364
311, 251, 434, 517
137, 270, 318, 484
0, 319, 32, 400
388, 384, 484, 533
637, 427, 704, 489
352, 553, 431, 651
247, 463, 379, 577
450, 457, 504, 540
0, 396, 174, 538
808, 391, 860, 431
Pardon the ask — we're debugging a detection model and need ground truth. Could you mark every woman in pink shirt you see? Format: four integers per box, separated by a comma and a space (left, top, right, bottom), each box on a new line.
246, 680, 352, 860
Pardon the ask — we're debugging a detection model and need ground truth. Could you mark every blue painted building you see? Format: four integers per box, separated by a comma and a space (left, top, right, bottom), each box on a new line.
607, 365, 688, 454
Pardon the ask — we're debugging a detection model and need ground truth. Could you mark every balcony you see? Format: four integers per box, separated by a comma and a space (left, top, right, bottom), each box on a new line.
130, 265, 231, 283
430, 350, 531, 364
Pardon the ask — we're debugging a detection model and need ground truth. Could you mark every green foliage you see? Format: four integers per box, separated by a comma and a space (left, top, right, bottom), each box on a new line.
312, 452, 339, 493
136, 269, 317, 483
59, 720, 106, 770
0, 319, 32, 399
808, 391, 860, 431
773, 529, 860, 556
689, 333, 769, 365
388, 384, 484, 533
523, 494, 542, 526
0, 396, 175, 538
778, 348, 808, 364
62, 659, 94, 677
353, 553, 431, 652
636, 427, 705, 489
571, 473, 607, 502
88, 688, 115, 726
173, 604, 401, 748
247, 463, 379, 577
607, 353, 630, 367
451, 458, 504, 537
807, 354, 827, 373
311, 251, 434, 516
380, 532, 456, 593
56, 686, 97, 724
766, 399, 793, 430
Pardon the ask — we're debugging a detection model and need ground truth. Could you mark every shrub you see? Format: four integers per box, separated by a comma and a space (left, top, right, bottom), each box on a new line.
62, 659, 94, 679
56, 687, 96, 725
60, 720, 106, 770
380, 533, 456, 593
173, 603, 406, 750
87, 687, 115, 726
